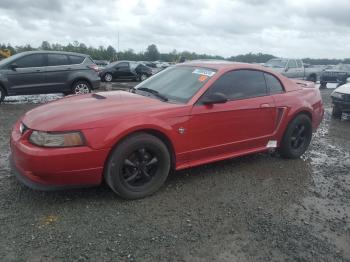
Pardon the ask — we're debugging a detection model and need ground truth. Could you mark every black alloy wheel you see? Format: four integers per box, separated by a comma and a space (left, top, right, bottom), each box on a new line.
122, 148, 159, 188
279, 114, 312, 159
105, 133, 170, 199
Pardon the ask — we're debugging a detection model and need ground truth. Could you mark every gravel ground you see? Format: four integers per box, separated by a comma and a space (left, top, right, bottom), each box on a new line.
0, 86, 349, 262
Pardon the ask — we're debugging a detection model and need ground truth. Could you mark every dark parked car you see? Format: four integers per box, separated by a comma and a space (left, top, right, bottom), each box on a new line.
320, 64, 350, 88
0, 51, 100, 103
99, 61, 152, 82
94, 59, 109, 69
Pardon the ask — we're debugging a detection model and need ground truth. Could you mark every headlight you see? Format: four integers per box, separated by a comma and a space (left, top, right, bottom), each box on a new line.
331, 92, 343, 99
29, 131, 85, 147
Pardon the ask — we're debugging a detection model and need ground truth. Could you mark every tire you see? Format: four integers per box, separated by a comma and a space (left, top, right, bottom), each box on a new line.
139, 74, 148, 82
319, 82, 327, 89
72, 81, 91, 95
105, 133, 171, 199
104, 73, 113, 82
0, 86, 5, 103
307, 74, 317, 83
332, 106, 342, 118
279, 114, 313, 159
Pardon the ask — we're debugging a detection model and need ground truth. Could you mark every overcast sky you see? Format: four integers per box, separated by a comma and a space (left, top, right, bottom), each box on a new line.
1, 0, 350, 58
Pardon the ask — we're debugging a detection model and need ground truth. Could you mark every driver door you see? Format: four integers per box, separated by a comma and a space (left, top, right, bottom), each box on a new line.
189, 70, 277, 162
6, 53, 47, 95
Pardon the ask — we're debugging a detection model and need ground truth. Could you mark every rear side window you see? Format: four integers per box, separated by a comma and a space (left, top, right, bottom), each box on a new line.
206, 70, 267, 100
48, 54, 69, 66
15, 54, 46, 68
117, 62, 129, 68
264, 73, 284, 94
288, 60, 297, 68
296, 60, 303, 68
69, 55, 84, 64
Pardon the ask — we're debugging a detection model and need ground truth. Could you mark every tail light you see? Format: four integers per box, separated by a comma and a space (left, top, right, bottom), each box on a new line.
88, 64, 99, 72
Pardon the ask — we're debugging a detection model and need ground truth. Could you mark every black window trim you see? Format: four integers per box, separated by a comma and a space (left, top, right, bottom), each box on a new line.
197, 68, 271, 105
10, 53, 87, 69
263, 72, 286, 95
11, 53, 47, 69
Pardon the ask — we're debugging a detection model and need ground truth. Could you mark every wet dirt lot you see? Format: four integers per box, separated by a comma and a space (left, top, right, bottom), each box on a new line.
0, 86, 349, 262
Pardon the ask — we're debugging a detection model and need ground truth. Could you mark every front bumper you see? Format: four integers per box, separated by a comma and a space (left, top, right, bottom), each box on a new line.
332, 98, 350, 112
10, 122, 109, 191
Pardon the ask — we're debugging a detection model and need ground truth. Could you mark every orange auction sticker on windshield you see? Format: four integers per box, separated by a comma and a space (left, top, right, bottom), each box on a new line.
198, 75, 208, 82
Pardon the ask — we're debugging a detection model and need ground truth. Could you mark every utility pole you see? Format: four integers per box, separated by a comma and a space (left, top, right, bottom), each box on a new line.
117, 31, 120, 61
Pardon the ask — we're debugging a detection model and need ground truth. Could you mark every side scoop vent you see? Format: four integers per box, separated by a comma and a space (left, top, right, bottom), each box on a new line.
91, 93, 106, 99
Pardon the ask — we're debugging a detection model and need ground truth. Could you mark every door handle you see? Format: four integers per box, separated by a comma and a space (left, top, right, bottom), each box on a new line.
260, 103, 271, 108
35, 69, 41, 72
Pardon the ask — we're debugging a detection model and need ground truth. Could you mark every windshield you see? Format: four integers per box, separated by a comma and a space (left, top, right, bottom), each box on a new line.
135, 66, 216, 103
0, 53, 23, 67
265, 59, 288, 68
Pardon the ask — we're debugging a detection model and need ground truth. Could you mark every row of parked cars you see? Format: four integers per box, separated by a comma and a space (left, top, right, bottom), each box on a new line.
264, 58, 350, 88
0, 51, 171, 102
265, 58, 350, 117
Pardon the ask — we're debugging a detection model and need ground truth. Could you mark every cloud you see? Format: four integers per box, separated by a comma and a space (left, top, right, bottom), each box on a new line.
0, 0, 350, 58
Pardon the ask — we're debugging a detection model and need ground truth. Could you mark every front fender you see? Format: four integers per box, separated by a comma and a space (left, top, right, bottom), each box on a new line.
83, 115, 177, 151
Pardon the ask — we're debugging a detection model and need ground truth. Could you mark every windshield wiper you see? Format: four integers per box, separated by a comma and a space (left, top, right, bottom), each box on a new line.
137, 87, 168, 101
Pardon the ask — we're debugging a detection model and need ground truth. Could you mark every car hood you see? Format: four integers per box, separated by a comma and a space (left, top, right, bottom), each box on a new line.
22, 91, 181, 131
334, 83, 350, 94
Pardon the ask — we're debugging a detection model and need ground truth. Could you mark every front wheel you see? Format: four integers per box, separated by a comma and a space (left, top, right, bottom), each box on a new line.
319, 82, 327, 89
279, 114, 313, 159
138, 74, 148, 82
105, 133, 171, 199
72, 81, 91, 95
307, 74, 317, 83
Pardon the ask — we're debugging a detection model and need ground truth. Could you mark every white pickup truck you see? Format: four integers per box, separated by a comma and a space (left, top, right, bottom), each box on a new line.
264, 58, 323, 82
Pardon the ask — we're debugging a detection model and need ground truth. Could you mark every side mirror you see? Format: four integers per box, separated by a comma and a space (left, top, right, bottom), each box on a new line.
284, 66, 289, 72
202, 92, 228, 105
10, 63, 18, 71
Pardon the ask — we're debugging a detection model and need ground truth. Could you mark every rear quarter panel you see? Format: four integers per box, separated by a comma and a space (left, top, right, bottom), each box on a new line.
272, 85, 324, 144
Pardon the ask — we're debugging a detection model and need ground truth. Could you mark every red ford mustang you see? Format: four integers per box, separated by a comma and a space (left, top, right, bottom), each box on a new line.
10, 62, 324, 199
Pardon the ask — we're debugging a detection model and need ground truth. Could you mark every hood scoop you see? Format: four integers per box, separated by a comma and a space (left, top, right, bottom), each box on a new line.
91, 93, 107, 99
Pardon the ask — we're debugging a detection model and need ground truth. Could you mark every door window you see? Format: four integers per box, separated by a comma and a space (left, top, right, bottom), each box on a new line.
204, 70, 267, 101
117, 62, 129, 69
15, 54, 46, 68
48, 54, 69, 66
296, 60, 303, 68
287, 60, 297, 68
69, 55, 85, 64
264, 73, 284, 94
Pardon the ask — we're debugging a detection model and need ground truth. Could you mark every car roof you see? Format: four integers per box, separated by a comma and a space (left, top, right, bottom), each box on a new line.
16, 50, 89, 57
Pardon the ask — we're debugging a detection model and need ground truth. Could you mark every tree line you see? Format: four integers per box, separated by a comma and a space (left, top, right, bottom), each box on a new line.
1, 41, 349, 65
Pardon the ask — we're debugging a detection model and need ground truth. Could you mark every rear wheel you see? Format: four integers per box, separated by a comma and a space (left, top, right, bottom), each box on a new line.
105, 133, 171, 199
72, 81, 91, 95
332, 106, 342, 118
0, 86, 5, 103
320, 82, 327, 89
307, 74, 317, 83
138, 74, 148, 82
279, 114, 313, 159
